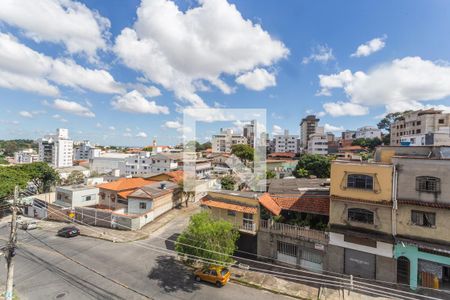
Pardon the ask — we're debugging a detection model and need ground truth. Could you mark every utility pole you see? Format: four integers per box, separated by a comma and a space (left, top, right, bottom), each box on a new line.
5, 186, 18, 300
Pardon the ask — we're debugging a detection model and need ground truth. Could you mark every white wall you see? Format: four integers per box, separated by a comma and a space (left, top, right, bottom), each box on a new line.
329, 232, 393, 258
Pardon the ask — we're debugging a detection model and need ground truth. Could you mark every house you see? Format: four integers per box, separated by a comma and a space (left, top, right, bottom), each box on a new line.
391, 149, 450, 290
55, 185, 99, 208
56, 165, 91, 181
326, 160, 396, 282
201, 190, 281, 256
266, 160, 297, 178
268, 152, 296, 160
146, 170, 184, 184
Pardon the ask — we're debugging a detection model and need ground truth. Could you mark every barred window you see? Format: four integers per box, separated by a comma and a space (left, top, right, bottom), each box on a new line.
411, 210, 435, 227
416, 176, 440, 193
348, 208, 374, 224
347, 174, 373, 190
277, 241, 297, 257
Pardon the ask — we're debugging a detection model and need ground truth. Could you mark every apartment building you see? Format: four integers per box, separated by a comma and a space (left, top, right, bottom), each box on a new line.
211, 129, 247, 153
243, 120, 256, 148
300, 115, 320, 150
355, 126, 382, 139
38, 128, 73, 167
14, 148, 39, 164
274, 129, 298, 153
74, 141, 100, 160
119, 152, 182, 176
390, 109, 450, 146
326, 160, 396, 282
307, 127, 328, 155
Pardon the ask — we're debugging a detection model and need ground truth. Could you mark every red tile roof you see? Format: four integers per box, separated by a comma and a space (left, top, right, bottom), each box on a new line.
117, 190, 134, 199
165, 170, 184, 183
201, 198, 257, 214
98, 178, 154, 192
398, 199, 450, 210
268, 152, 296, 158
272, 194, 330, 216
258, 193, 281, 216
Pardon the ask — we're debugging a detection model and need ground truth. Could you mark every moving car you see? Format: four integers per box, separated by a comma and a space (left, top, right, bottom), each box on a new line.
194, 266, 231, 287
57, 226, 80, 238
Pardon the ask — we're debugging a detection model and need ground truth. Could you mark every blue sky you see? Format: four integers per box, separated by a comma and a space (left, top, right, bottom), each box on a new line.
1, 0, 450, 146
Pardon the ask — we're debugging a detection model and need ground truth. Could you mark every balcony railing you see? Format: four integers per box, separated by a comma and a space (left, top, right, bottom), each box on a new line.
259, 219, 328, 244
235, 221, 256, 233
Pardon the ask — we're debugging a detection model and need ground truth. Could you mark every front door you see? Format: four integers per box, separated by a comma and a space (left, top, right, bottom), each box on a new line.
397, 256, 410, 285
344, 249, 376, 279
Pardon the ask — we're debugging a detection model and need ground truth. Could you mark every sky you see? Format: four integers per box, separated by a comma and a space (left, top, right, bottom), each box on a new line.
1, 0, 450, 146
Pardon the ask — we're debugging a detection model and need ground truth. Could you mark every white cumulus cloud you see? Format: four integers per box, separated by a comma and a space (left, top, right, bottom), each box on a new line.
322, 102, 369, 117
235, 68, 276, 91
111, 90, 169, 114
302, 45, 334, 64
324, 123, 344, 132
114, 0, 288, 106
136, 132, 148, 138
272, 125, 283, 136
51, 99, 95, 117
19, 111, 33, 118
164, 121, 182, 129
0, 0, 110, 59
351, 36, 386, 58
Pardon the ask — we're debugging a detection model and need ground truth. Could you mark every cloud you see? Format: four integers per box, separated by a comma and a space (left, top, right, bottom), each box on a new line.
52, 114, 68, 122
114, 0, 288, 106
235, 68, 276, 91
136, 132, 148, 138
351, 36, 386, 58
164, 121, 182, 129
111, 90, 169, 114
272, 124, 283, 136
317, 69, 354, 96
19, 111, 33, 118
125, 128, 132, 132
51, 99, 95, 117
302, 45, 335, 64
0, 0, 110, 59
324, 123, 344, 132
323, 101, 369, 117
108, 126, 116, 130
0, 33, 122, 95
123, 132, 132, 137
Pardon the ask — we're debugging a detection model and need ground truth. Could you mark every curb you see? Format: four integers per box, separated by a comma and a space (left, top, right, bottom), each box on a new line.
230, 277, 311, 300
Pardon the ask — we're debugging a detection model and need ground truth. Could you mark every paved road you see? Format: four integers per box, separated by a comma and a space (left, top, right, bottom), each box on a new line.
0, 213, 293, 300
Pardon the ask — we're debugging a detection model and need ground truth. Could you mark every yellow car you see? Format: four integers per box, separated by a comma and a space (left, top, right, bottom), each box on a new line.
194, 266, 231, 287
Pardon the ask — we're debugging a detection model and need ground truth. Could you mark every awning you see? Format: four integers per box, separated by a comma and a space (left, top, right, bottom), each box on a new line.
202, 199, 257, 214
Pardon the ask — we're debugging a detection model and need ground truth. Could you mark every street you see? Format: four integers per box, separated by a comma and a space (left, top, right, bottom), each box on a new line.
0, 212, 294, 300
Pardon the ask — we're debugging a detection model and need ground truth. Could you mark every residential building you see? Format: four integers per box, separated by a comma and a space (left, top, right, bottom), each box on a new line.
307, 128, 328, 155
56, 165, 91, 181
326, 160, 396, 282
14, 149, 39, 164
342, 130, 356, 141
274, 129, 298, 153
38, 128, 73, 167
211, 129, 247, 153
55, 185, 99, 208
74, 141, 100, 160
355, 126, 382, 139
390, 148, 450, 290
266, 160, 297, 179
390, 109, 450, 146
300, 115, 320, 150
243, 120, 256, 148
89, 152, 133, 174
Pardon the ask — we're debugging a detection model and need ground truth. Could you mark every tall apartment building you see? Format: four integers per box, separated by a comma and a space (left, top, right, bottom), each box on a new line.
273, 129, 298, 153
307, 127, 328, 155
390, 109, 450, 146
38, 128, 73, 167
74, 141, 101, 160
300, 115, 320, 149
243, 120, 255, 148
212, 129, 247, 153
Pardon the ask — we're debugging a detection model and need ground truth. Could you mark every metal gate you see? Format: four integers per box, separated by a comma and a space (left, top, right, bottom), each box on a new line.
300, 249, 323, 272
277, 241, 298, 265
344, 249, 376, 279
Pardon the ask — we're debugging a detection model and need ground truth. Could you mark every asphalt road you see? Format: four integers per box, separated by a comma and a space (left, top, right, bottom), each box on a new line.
0, 213, 293, 300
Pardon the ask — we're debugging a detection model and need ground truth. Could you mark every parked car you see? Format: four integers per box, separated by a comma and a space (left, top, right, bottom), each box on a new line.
194, 266, 231, 287
20, 220, 38, 230
57, 226, 80, 238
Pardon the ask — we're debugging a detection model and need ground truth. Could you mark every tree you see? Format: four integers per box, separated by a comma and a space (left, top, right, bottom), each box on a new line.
0, 167, 28, 200
178, 180, 195, 207
18, 162, 60, 193
294, 154, 331, 178
175, 212, 239, 264
65, 170, 85, 185
231, 144, 254, 164
352, 137, 382, 151
377, 111, 412, 145
220, 175, 236, 190
266, 170, 276, 179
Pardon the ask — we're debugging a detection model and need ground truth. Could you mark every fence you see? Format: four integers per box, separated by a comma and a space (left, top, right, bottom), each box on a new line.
74, 207, 138, 230
259, 219, 328, 244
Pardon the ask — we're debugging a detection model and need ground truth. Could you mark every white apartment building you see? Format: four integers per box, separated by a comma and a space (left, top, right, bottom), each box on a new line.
307, 127, 328, 155
274, 129, 298, 153
300, 115, 320, 150
212, 129, 247, 153
243, 121, 255, 148
119, 152, 182, 176
14, 149, 39, 164
355, 126, 382, 139
38, 128, 73, 167
74, 141, 101, 160
89, 152, 133, 174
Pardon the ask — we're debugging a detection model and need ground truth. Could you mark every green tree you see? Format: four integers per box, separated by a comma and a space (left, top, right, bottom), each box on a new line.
19, 162, 60, 193
295, 168, 309, 178
65, 170, 85, 185
294, 154, 331, 178
231, 144, 254, 164
220, 175, 236, 190
377, 111, 412, 145
352, 137, 382, 151
175, 212, 239, 264
266, 170, 276, 179
0, 167, 28, 200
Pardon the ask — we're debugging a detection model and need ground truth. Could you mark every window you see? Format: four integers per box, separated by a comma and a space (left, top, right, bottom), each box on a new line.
348, 208, 374, 224
411, 210, 435, 227
416, 176, 440, 193
439, 119, 445, 124
85, 195, 92, 201
347, 174, 373, 190
416, 129, 421, 134
227, 210, 236, 216
417, 121, 421, 125
139, 202, 147, 209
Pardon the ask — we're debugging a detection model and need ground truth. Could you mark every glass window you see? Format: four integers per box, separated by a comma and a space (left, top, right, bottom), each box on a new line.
348, 208, 374, 224
347, 174, 373, 190
416, 176, 440, 193
139, 202, 147, 209
210, 270, 218, 276
411, 210, 435, 227
227, 210, 236, 216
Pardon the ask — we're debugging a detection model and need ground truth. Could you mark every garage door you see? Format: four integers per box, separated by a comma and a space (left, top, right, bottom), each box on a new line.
344, 249, 376, 279
277, 241, 298, 265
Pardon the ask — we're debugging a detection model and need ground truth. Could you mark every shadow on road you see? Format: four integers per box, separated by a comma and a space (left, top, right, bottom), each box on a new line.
147, 255, 200, 294
164, 233, 180, 251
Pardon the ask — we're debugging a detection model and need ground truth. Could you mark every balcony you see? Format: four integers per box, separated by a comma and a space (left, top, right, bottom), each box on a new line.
259, 219, 328, 244
236, 221, 257, 234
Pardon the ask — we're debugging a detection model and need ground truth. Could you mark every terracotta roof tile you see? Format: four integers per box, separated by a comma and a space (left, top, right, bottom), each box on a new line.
98, 178, 154, 192
165, 170, 184, 183
201, 198, 257, 214
398, 199, 450, 210
272, 194, 330, 216
117, 190, 134, 199
258, 193, 281, 216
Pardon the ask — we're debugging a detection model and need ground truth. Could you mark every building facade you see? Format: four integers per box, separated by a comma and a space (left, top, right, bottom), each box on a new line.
74, 141, 100, 160
243, 120, 256, 148
300, 115, 320, 150
212, 129, 247, 153
38, 128, 73, 167
355, 126, 382, 139
274, 129, 299, 153
14, 149, 39, 164
55, 185, 99, 208
307, 129, 328, 155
